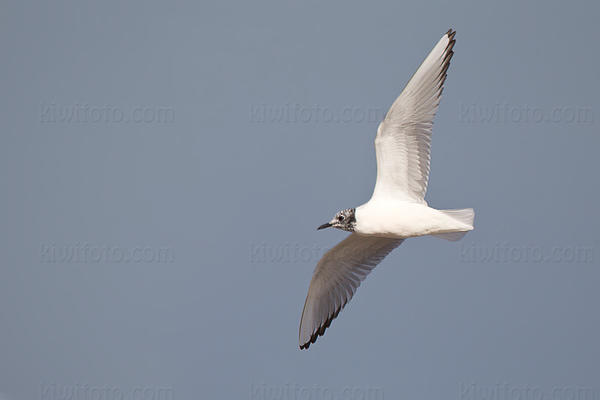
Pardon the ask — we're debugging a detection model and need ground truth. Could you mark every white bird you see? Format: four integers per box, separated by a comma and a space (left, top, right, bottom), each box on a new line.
299, 29, 474, 349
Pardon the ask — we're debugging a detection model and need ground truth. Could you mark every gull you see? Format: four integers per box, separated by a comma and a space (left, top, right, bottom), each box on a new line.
299, 29, 474, 350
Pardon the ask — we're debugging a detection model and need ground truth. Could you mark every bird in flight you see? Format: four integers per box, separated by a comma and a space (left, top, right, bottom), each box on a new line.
299, 29, 474, 349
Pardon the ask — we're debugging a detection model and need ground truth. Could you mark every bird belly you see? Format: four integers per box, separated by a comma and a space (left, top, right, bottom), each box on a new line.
355, 201, 461, 239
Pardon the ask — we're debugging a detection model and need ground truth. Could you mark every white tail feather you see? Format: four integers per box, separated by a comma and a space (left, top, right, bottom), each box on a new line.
441, 208, 474, 228
432, 231, 468, 241
432, 208, 474, 241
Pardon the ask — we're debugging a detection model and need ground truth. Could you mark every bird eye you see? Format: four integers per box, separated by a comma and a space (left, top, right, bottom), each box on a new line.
338, 215, 344, 221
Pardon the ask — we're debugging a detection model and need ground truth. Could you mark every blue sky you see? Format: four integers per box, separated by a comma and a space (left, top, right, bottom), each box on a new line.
1, 0, 599, 399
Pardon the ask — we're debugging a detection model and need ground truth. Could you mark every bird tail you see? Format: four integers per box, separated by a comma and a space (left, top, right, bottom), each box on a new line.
432, 208, 474, 241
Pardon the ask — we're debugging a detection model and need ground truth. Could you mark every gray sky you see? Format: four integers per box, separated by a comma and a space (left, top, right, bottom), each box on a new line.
1, 0, 599, 399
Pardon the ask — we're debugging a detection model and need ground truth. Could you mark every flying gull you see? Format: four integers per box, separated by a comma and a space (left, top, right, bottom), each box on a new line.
299, 29, 474, 349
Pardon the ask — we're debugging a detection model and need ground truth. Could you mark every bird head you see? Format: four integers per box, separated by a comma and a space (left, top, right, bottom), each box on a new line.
317, 208, 356, 232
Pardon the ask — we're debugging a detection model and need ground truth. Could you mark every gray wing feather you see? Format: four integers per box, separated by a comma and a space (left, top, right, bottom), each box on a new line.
299, 234, 403, 349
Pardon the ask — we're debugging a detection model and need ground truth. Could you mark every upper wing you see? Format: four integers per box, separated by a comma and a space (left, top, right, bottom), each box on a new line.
299, 233, 403, 349
371, 29, 456, 203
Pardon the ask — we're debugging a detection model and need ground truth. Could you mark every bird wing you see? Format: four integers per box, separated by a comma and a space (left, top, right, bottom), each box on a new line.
299, 233, 403, 349
371, 29, 456, 203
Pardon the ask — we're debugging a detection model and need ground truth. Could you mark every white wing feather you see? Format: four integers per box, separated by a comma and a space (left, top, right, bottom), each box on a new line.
299, 234, 403, 349
372, 30, 456, 203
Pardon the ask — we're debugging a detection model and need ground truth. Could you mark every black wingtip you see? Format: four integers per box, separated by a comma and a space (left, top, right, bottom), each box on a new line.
432, 28, 457, 101
298, 305, 343, 350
